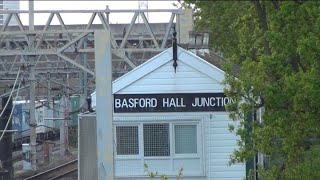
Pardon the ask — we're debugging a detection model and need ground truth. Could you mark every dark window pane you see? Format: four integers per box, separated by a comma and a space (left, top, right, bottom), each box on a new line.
143, 123, 170, 157
116, 126, 139, 155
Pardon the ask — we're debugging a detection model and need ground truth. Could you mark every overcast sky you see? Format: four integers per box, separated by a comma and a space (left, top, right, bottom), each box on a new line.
19, 1, 179, 24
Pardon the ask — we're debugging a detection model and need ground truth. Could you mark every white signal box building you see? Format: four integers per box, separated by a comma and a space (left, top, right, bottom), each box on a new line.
81, 47, 246, 180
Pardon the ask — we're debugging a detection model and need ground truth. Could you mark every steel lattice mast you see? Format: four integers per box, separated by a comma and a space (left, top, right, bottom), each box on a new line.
0, 8, 188, 98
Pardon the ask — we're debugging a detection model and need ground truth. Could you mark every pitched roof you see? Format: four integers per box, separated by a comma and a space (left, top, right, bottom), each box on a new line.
112, 46, 226, 94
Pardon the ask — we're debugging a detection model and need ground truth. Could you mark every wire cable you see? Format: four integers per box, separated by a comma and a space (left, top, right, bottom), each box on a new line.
19, 81, 87, 117
0, 79, 22, 141
22, 68, 95, 96
0, 67, 21, 118
35, 95, 86, 115
21, 78, 69, 109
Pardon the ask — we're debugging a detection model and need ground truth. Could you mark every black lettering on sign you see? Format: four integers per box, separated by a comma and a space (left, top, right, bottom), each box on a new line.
114, 93, 234, 113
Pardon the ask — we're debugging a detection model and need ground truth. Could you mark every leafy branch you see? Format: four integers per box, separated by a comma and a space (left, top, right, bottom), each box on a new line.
144, 163, 183, 180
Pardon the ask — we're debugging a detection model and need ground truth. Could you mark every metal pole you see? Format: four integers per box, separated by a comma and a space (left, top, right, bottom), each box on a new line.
60, 95, 66, 156
176, 13, 181, 44
29, 0, 36, 170
79, 38, 88, 98
83, 40, 88, 98
105, 5, 110, 24
29, 0, 34, 31
64, 111, 69, 155
94, 30, 114, 180
66, 73, 70, 95
29, 54, 37, 171
64, 74, 69, 154
47, 72, 50, 108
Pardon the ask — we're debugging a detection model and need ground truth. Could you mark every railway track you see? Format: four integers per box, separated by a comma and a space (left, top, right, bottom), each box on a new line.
23, 159, 77, 180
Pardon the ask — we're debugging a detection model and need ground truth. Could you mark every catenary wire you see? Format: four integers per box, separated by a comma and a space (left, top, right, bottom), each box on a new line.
22, 68, 96, 96
0, 79, 22, 141
0, 67, 21, 118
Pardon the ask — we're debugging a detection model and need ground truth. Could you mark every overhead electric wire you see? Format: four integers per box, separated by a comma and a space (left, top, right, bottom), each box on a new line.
0, 67, 92, 141
22, 70, 95, 114
20, 78, 87, 116
0, 67, 21, 118
0, 79, 22, 141
21, 80, 69, 110
35, 95, 86, 115
22, 67, 95, 95
34, 74, 96, 96
70, 75, 96, 95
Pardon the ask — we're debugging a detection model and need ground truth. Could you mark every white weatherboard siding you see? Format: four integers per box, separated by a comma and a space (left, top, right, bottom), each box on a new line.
113, 114, 205, 179
117, 60, 223, 94
91, 47, 246, 179
113, 48, 225, 94
204, 113, 245, 180
113, 112, 245, 180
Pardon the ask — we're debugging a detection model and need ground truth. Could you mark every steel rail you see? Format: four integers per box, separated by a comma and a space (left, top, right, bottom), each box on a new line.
23, 159, 78, 180
48, 168, 77, 180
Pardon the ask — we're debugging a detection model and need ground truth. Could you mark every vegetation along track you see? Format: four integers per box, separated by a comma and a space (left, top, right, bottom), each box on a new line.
24, 159, 77, 180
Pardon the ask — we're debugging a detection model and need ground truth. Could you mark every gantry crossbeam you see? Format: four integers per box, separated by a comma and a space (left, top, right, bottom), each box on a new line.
0, 8, 190, 98
0, 9, 183, 76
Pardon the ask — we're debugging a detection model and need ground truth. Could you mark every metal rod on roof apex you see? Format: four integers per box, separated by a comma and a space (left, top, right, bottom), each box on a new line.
172, 25, 178, 73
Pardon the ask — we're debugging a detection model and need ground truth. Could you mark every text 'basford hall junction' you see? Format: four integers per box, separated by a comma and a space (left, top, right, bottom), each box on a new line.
114, 93, 234, 112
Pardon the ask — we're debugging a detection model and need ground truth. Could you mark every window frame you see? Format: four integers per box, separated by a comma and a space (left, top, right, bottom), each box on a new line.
115, 125, 140, 156
114, 124, 141, 159
114, 120, 202, 159
143, 123, 171, 157
113, 114, 206, 177
173, 124, 199, 156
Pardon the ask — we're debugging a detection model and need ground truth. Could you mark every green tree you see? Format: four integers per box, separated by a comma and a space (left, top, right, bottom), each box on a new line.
182, 1, 320, 179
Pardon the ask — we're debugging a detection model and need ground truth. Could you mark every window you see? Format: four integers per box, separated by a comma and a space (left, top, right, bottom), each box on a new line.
116, 126, 139, 155
114, 121, 202, 176
174, 125, 197, 154
115, 123, 198, 156
143, 123, 170, 156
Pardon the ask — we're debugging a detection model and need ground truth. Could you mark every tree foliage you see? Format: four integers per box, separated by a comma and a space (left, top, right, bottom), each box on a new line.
182, 0, 320, 179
